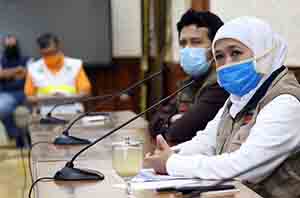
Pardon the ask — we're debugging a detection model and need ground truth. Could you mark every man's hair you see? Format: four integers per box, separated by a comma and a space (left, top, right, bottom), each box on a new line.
37, 33, 60, 49
177, 9, 224, 41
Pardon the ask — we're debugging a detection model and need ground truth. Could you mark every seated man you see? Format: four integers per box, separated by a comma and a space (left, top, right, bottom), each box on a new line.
149, 10, 228, 145
25, 33, 91, 115
145, 16, 300, 198
0, 35, 31, 147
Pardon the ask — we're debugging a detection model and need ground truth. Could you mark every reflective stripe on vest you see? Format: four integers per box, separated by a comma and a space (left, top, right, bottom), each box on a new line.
37, 85, 76, 95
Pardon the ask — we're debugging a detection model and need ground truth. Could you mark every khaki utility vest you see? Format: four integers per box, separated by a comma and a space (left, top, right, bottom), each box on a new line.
216, 67, 300, 198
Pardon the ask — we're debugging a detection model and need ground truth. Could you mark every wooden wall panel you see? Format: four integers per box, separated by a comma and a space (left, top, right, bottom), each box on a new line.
191, 0, 209, 11
84, 58, 141, 113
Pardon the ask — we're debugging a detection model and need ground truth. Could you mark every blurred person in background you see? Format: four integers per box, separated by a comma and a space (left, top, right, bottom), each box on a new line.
0, 34, 32, 147
25, 33, 91, 115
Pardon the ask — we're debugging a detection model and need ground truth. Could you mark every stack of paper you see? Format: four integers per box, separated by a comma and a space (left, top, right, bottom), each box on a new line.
132, 168, 194, 182
114, 169, 199, 190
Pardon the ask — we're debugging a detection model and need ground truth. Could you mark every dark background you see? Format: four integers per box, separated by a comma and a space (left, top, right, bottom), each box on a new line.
0, 0, 112, 66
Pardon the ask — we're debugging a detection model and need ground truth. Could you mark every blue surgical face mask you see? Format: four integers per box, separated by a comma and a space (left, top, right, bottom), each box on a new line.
180, 47, 210, 78
217, 58, 262, 97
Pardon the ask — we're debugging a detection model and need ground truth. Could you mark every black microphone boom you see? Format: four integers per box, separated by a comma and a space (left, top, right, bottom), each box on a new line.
53, 69, 164, 145
40, 69, 164, 125
53, 80, 195, 181
53, 112, 104, 145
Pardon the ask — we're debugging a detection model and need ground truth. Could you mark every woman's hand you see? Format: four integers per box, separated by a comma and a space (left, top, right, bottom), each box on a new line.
144, 135, 174, 174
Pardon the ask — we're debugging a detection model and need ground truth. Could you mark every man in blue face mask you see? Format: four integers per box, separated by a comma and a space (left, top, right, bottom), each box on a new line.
149, 10, 229, 145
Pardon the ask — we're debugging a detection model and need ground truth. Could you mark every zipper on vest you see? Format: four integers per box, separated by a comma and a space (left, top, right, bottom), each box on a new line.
219, 117, 235, 154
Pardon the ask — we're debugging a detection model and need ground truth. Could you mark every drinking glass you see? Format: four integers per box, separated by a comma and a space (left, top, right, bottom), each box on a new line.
112, 137, 143, 197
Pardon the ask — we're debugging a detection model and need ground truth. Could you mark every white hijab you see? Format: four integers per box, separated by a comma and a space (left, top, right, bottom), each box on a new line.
212, 16, 288, 117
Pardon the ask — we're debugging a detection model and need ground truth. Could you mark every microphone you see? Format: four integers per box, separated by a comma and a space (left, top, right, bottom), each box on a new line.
53, 80, 195, 181
40, 115, 69, 125
40, 67, 167, 124
40, 69, 164, 125
53, 69, 165, 145
39, 97, 81, 125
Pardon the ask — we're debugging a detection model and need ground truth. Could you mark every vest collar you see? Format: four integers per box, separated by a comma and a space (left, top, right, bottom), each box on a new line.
226, 66, 287, 119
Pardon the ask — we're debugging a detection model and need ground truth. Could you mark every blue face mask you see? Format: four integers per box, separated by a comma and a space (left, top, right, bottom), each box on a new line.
180, 47, 210, 78
217, 59, 262, 97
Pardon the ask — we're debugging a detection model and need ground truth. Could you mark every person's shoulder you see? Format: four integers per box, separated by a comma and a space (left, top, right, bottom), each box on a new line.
259, 94, 300, 118
21, 56, 34, 66
257, 94, 300, 123
64, 56, 82, 66
29, 58, 43, 65
205, 81, 225, 90
270, 94, 300, 106
27, 58, 43, 70
21, 56, 31, 61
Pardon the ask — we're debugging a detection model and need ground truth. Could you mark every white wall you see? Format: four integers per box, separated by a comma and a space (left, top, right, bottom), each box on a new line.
170, 0, 191, 63
111, 0, 142, 57
211, 0, 300, 67
111, 0, 191, 60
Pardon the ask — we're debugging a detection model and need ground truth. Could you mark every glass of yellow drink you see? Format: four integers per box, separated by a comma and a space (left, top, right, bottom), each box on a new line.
112, 137, 143, 197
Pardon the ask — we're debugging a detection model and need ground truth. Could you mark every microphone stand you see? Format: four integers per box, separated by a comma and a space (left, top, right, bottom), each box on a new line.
54, 80, 195, 181
52, 69, 164, 145
39, 96, 85, 125
53, 112, 104, 145
40, 69, 164, 125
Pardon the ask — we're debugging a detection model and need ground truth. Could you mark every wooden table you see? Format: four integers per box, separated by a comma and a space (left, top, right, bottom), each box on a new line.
29, 111, 263, 198
30, 111, 154, 162
33, 160, 262, 198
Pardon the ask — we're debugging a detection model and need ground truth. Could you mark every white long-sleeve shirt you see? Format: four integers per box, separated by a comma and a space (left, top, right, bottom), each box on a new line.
167, 94, 300, 183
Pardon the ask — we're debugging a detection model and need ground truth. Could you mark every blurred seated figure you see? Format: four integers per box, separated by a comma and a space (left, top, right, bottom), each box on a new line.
149, 10, 229, 145
0, 35, 32, 147
0, 120, 8, 145
25, 33, 91, 115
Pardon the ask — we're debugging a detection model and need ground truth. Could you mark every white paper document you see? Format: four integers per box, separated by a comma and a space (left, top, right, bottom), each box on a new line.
39, 103, 84, 116
113, 169, 239, 196
114, 179, 200, 190
132, 168, 193, 182
113, 169, 199, 190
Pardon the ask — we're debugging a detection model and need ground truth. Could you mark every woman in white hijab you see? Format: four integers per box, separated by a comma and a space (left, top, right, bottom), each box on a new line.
145, 16, 300, 197
213, 16, 288, 117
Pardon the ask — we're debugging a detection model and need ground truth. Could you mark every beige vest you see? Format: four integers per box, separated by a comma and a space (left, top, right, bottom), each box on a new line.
28, 57, 84, 115
28, 57, 82, 96
216, 68, 300, 198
